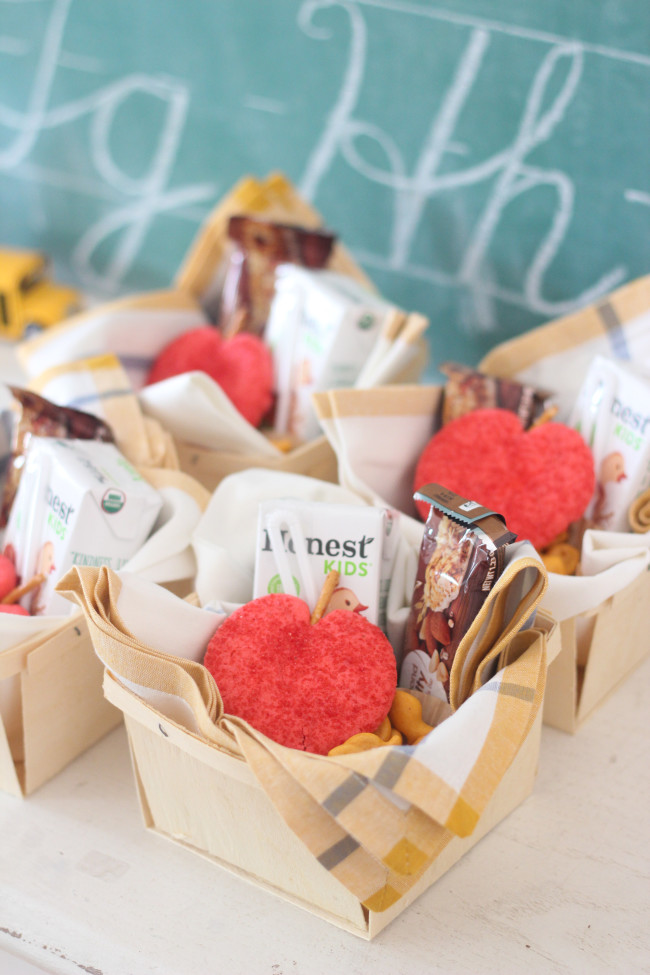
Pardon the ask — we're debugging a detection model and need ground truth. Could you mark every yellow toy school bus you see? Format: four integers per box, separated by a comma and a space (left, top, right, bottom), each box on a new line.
0, 248, 81, 339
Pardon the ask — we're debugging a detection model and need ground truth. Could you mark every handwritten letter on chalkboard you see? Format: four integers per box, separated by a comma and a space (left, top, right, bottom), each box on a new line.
1, 0, 649, 369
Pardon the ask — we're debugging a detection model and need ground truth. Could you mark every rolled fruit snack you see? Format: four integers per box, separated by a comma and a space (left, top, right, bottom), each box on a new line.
400, 484, 516, 703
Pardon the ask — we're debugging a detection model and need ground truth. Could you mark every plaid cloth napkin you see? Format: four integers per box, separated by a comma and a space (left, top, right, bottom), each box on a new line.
479, 275, 650, 420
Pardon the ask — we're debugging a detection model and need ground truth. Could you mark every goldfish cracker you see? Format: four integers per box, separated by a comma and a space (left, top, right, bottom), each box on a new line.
328, 732, 387, 756
541, 553, 569, 574
375, 715, 392, 741
267, 435, 295, 454
541, 541, 580, 576
328, 727, 402, 756
389, 689, 435, 745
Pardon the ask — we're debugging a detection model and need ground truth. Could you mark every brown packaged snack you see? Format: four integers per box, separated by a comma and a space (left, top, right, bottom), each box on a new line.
400, 483, 516, 702
440, 362, 553, 429
0, 386, 114, 527
217, 215, 336, 338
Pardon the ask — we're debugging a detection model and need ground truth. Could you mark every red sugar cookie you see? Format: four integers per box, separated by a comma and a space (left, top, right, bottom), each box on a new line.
146, 326, 274, 427
203, 593, 397, 755
0, 554, 17, 601
414, 408, 595, 551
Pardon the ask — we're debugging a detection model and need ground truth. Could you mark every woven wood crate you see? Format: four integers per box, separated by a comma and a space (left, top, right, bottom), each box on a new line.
543, 569, 650, 733
104, 615, 558, 939
0, 615, 121, 797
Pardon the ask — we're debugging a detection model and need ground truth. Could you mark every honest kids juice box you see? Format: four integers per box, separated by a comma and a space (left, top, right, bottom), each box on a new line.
253, 498, 399, 631
4, 438, 163, 616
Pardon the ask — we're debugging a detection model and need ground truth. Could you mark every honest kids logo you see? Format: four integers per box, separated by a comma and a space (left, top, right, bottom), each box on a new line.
267, 574, 301, 596
261, 529, 374, 577
101, 488, 126, 514
610, 397, 650, 451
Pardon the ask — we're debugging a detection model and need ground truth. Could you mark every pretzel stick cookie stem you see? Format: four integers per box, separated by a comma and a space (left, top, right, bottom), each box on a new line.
531, 404, 559, 427
1, 573, 46, 605
310, 570, 340, 624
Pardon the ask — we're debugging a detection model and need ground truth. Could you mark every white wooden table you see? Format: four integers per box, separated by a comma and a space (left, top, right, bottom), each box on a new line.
1, 655, 648, 975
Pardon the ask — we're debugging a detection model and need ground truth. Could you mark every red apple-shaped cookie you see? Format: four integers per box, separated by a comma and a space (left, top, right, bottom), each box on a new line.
414, 408, 595, 550
203, 594, 397, 755
146, 326, 274, 427
0, 554, 17, 601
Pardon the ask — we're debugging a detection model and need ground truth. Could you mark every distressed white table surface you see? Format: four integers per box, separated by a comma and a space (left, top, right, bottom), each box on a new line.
1, 656, 648, 975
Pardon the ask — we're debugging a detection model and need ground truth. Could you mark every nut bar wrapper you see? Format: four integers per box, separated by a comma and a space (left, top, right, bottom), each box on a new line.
217, 215, 336, 337
440, 362, 553, 429
400, 484, 516, 702
0, 386, 114, 527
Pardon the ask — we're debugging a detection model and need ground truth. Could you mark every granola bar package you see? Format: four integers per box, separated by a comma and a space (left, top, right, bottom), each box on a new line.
0, 386, 114, 528
440, 362, 553, 429
400, 483, 516, 702
217, 215, 336, 338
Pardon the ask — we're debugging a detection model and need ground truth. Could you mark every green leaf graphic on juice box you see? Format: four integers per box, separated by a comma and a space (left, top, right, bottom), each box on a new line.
267, 574, 300, 595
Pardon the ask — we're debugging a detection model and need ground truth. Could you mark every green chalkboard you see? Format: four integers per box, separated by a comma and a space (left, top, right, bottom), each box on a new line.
1, 0, 650, 376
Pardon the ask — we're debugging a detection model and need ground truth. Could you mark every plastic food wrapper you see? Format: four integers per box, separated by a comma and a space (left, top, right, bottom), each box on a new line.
266, 266, 416, 443
176, 172, 374, 317
4, 438, 164, 616
400, 484, 516, 702
217, 215, 336, 338
253, 498, 400, 631
570, 355, 650, 532
440, 362, 554, 429
0, 385, 114, 528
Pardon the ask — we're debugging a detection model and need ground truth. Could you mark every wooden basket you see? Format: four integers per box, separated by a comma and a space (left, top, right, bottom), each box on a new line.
0, 616, 120, 797
543, 569, 650, 733
103, 617, 557, 939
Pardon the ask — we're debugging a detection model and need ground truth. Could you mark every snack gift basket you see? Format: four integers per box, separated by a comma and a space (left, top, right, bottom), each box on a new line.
166, 172, 429, 492
480, 276, 650, 732
57, 478, 556, 939
314, 376, 650, 736
0, 385, 211, 796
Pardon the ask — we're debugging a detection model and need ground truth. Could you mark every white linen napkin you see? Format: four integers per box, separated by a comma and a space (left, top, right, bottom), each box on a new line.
122, 469, 211, 585
543, 529, 650, 622
139, 371, 280, 456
